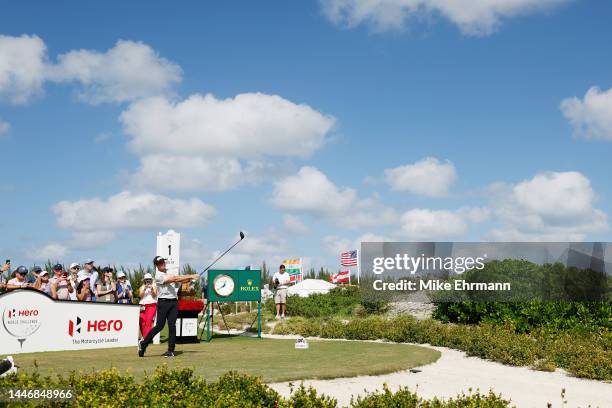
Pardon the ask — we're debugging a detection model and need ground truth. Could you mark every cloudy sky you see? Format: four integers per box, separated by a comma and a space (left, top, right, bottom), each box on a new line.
1, 1, 611, 271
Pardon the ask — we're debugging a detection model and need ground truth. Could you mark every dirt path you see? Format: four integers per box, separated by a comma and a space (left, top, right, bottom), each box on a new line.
265, 335, 612, 407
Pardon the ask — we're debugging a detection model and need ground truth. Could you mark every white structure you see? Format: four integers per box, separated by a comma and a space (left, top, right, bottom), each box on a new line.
154, 230, 181, 344
0, 290, 139, 354
157, 230, 181, 274
287, 279, 336, 298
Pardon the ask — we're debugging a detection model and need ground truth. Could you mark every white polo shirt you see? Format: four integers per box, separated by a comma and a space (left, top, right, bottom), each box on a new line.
155, 270, 178, 299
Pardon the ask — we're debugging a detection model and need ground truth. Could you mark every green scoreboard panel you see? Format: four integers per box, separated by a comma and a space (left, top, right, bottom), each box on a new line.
207, 269, 262, 302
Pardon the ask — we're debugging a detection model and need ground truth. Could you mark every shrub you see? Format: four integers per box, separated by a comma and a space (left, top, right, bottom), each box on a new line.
433, 301, 612, 333
272, 316, 612, 381
351, 385, 512, 408
265, 286, 388, 318
0, 367, 515, 407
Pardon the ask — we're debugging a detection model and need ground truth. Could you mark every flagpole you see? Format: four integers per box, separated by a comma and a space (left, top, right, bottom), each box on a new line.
356, 248, 361, 286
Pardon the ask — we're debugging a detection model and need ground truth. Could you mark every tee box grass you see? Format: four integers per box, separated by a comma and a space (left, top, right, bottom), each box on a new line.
10, 337, 440, 383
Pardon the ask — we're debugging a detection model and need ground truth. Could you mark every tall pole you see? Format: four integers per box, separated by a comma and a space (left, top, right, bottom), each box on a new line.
257, 301, 261, 339
356, 248, 361, 286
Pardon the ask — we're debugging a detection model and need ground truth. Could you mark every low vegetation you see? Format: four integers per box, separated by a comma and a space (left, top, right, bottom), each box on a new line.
433, 301, 611, 332
263, 286, 389, 318
271, 315, 612, 381
0, 367, 514, 407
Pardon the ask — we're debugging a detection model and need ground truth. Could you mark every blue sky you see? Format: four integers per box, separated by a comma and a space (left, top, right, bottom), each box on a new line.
1, 0, 611, 271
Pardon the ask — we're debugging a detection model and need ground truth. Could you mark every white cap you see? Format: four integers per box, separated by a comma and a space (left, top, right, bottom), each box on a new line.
69, 262, 80, 270
143, 273, 153, 280
40, 270, 49, 277
116, 271, 126, 278
78, 275, 90, 283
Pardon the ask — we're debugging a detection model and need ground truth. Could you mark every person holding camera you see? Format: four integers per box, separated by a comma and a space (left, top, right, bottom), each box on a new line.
138, 273, 157, 338
76, 275, 93, 301
6, 266, 31, 290
29, 266, 43, 285
96, 267, 117, 303
0, 261, 10, 292
116, 271, 133, 304
50, 264, 74, 300
33, 269, 51, 294
272, 264, 291, 319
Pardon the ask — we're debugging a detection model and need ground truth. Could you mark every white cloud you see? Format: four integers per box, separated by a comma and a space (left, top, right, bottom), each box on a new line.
323, 235, 353, 255
121, 93, 335, 158
184, 232, 286, 270
323, 233, 389, 256
272, 166, 356, 213
121, 93, 334, 193
26, 243, 69, 261
489, 171, 608, 240
49, 40, 182, 104
399, 208, 469, 240
343, 195, 397, 229
457, 206, 490, 223
180, 230, 290, 270
68, 231, 116, 249
560, 86, 612, 141
321, 0, 572, 35
129, 155, 290, 193
239, 233, 286, 256
272, 166, 396, 229
52, 191, 215, 231
385, 157, 457, 197
130, 155, 244, 192
0, 35, 181, 106
0, 34, 47, 104
0, 118, 9, 137
283, 215, 311, 235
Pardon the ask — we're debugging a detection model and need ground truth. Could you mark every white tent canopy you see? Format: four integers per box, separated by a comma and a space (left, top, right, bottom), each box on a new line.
288, 279, 336, 298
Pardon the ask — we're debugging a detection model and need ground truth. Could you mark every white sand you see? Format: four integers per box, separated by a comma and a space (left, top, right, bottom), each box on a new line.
265, 335, 612, 408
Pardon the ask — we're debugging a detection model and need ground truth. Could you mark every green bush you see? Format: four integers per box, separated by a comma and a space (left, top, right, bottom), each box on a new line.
272, 316, 612, 381
0, 367, 515, 407
351, 385, 512, 408
433, 301, 612, 333
265, 286, 388, 318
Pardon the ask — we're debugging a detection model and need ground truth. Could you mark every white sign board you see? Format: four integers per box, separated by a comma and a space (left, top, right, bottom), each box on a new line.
157, 229, 181, 274
178, 318, 198, 337
0, 289, 140, 354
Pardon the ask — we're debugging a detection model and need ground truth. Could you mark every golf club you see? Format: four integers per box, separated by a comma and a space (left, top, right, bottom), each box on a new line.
199, 231, 246, 276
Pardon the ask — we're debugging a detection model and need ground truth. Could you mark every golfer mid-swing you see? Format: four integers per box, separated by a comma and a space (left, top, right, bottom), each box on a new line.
139, 256, 198, 357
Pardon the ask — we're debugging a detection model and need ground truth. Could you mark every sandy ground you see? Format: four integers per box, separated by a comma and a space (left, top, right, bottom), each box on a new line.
265, 335, 612, 408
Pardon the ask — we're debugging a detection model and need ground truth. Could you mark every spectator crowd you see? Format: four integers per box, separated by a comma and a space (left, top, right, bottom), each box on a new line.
0, 260, 159, 338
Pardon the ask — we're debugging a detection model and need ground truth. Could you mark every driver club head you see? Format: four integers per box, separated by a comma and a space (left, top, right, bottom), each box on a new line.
239, 231, 245, 240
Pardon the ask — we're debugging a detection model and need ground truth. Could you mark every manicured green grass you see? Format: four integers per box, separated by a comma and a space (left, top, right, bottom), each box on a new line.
8, 337, 440, 383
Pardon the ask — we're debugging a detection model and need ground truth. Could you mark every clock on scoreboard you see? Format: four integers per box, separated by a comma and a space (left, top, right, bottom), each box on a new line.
207, 270, 261, 302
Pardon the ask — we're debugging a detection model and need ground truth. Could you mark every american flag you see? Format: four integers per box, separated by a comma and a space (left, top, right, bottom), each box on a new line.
340, 250, 358, 267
